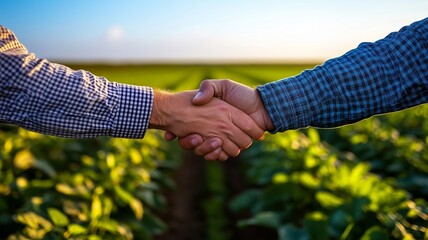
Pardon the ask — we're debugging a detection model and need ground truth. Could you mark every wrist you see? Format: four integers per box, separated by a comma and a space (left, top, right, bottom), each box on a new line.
149, 90, 173, 130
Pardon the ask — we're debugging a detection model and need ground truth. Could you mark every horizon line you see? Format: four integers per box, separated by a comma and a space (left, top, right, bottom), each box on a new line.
53, 58, 325, 66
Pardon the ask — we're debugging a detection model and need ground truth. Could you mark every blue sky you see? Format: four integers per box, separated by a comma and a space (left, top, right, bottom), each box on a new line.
1, 1, 427, 62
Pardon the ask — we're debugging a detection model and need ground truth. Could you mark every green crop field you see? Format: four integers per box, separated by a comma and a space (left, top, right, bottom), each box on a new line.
1, 64, 428, 240
66, 63, 315, 88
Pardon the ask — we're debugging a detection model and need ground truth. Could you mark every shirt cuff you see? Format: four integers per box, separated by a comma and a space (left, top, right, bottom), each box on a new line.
257, 69, 326, 133
257, 80, 296, 133
110, 83, 153, 138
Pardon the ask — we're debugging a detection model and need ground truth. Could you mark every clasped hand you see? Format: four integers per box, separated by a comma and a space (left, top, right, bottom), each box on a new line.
151, 79, 273, 161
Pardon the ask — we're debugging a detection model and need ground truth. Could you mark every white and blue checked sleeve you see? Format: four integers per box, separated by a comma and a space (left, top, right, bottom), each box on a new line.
258, 17, 428, 133
0, 26, 153, 139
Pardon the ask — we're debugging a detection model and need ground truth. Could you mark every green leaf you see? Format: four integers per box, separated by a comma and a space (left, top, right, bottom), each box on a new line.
55, 183, 75, 195
349, 163, 370, 186
114, 185, 134, 203
47, 208, 69, 227
272, 172, 288, 184
238, 212, 280, 229
33, 159, 56, 177
316, 191, 344, 209
15, 211, 53, 230
88, 235, 103, 240
29, 179, 55, 189
304, 155, 319, 169
278, 224, 309, 240
91, 195, 103, 219
13, 150, 34, 170
106, 154, 115, 169
360, 226, 388, 240
117, 224, 133, 239
68, 224, 87, 235
97, 218, 120, 234
130, 198, 144, 220
101, 196, 114, 217
22, 226, 50, 239
129, 149, 143, 165
307, 128, 320, 144
298, 172, 320, 188
340, 223, 355, 240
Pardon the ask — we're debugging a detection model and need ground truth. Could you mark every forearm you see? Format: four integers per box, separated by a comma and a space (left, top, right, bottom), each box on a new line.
258, 17, 428, 132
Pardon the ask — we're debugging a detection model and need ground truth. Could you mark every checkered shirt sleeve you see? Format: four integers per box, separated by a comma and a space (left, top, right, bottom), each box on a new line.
258, 17, 428, 133
0, 26, 153, 138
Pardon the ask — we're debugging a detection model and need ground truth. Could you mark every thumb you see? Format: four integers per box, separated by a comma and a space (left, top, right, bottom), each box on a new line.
192, 80, 217, 105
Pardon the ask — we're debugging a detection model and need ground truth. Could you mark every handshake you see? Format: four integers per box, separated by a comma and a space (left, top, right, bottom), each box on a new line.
149, 79, 274, 161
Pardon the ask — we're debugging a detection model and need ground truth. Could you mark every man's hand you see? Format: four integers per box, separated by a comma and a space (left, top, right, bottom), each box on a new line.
150, 90, 265, 159
164, 80, 274, 160
193, 79, 273, 131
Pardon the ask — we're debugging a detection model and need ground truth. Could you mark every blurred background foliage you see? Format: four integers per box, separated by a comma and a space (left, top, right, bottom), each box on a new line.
0, 126, 174, 239
1, 64, 427, 239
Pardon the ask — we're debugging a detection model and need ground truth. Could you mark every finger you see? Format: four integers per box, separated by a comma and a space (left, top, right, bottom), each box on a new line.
205, 149, 229, 161
222, 140, 241, 158
204, 148, 223, 161
194, 137, 222, 156
164, 131, 177, 141
177, 134, 203, 150
232, 111, 265, 141
226, 127, 253, 150
217, 150, 229, 161
192, 80, 219, 105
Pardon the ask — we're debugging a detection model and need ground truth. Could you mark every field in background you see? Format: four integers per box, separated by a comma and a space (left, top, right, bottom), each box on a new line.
66, 63, 316, 89
1, 64, 428, 240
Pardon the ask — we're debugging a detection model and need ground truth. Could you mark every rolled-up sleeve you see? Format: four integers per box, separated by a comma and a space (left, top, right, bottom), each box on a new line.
0, 26, 153, 139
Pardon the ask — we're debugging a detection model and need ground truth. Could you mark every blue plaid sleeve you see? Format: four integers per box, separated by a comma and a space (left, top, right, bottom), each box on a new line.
0, 26, 153, 139
258, 17, 428, 133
